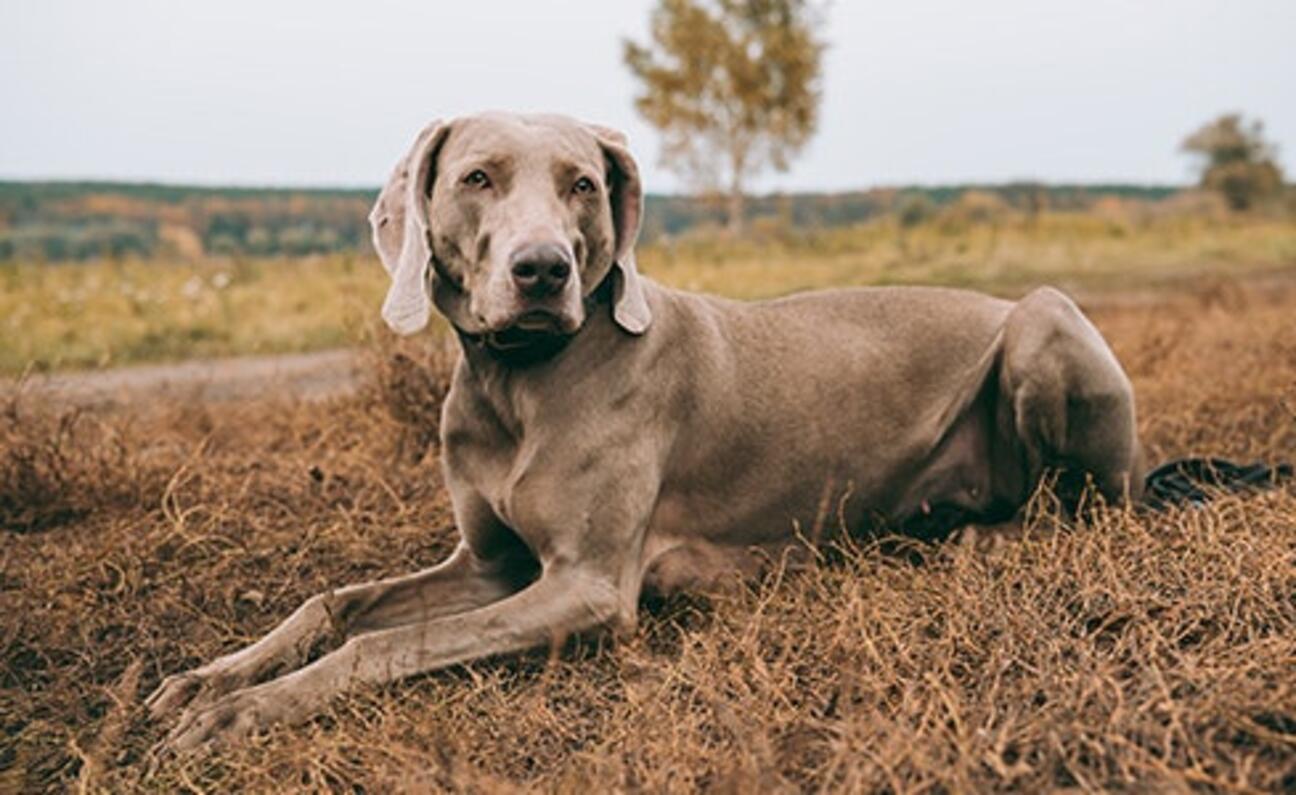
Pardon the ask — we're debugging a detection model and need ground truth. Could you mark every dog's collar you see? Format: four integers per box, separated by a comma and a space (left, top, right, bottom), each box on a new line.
457, 325, 574, 367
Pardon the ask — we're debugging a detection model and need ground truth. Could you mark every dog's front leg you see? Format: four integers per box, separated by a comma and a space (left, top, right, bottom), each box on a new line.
147, 543, 521, 720
162, 566, 622, 751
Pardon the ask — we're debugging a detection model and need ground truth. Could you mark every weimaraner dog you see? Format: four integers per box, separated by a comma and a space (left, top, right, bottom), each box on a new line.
148, 112, 1143, 750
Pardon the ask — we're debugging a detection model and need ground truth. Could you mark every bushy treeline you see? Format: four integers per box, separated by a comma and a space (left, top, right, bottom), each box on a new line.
644, 183, 1182, 238
0, 181, 374, 261
0, 180, 1183, 262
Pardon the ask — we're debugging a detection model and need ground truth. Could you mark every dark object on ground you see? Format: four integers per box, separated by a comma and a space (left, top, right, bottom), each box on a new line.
1144, 457, 1294, 510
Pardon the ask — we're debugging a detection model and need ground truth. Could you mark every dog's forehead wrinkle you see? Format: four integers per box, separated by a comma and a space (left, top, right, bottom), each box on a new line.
451, 114, 601, 175
460, 152, 515, 172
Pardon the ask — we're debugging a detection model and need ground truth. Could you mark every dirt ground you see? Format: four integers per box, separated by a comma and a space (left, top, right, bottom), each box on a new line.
4, 349, 361, 409
2, 278, 1294, 792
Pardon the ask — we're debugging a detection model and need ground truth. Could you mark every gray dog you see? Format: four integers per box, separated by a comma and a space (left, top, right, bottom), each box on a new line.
148, 112, 1143, 750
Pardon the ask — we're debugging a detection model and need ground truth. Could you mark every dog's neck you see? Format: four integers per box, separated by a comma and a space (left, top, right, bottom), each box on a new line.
450, 279, 619, 442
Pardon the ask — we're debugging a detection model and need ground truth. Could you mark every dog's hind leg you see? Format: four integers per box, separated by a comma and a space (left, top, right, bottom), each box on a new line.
1000, 287, 1144, 506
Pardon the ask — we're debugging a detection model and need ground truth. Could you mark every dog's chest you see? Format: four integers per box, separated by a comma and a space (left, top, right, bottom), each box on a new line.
443, 421, 517, 511
442, 405, 562, 544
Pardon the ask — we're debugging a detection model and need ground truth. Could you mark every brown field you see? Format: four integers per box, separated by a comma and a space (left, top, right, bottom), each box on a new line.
2, 276, 1295, 792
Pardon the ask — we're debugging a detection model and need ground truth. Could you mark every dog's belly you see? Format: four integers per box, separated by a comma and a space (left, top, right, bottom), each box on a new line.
642, 286, 1019, 554
640, 397, 1010, 589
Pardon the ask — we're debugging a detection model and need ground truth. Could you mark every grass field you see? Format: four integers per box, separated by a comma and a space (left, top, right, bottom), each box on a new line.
3, 211, 1296, 374
2, 256, 1294, 789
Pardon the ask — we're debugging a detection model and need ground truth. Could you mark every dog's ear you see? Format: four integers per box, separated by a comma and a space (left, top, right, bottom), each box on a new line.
588, 124, 653, 335
369, 120, 452, 335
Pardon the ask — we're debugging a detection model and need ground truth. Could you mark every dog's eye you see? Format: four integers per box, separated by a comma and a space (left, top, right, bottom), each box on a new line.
572, 176, 596, 195
463, 169, 491, 189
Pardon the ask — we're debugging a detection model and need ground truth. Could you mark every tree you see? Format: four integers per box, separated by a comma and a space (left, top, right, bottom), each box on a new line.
624, 0, 826, 232
1181, 114, 1284, 211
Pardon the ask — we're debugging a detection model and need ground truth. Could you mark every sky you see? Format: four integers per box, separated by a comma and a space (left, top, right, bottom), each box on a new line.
2, 1, 1293, 193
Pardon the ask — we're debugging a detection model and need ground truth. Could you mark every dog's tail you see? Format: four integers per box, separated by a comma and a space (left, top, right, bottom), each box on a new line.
1143, 458, 1293, 510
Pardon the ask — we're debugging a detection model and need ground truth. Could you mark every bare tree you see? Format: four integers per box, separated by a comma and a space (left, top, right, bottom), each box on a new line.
624, 0, 826, 232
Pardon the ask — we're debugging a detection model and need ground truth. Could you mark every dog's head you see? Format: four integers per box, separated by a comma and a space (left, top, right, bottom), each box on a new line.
369, 112, 652, 345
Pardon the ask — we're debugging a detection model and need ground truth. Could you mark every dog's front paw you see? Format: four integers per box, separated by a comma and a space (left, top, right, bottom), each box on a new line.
146, 670, 208, 719
146, 663, 256, 720
163, 686, 278, 753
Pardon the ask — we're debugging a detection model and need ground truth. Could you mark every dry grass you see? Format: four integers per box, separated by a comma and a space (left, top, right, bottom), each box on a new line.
640, 213, 1296, 301
0, 255, 388, 374
2, 279, 1295, 792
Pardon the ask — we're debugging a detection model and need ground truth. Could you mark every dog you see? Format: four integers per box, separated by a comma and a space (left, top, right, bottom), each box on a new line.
147, 112, 1143, 750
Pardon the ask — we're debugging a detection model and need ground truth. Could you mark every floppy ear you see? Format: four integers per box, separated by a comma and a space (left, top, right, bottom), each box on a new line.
588, 124, 653, 335
368, 120, 451, 335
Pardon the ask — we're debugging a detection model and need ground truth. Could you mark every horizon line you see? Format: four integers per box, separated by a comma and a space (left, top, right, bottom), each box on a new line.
0, 175, 1199, 197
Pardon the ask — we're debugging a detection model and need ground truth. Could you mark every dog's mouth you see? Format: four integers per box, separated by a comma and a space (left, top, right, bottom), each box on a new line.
511, 309, 566, 332
485, 310, 573, 351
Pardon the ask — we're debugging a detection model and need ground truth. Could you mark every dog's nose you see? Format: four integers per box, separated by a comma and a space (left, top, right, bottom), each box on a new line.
510, 243, 572, 298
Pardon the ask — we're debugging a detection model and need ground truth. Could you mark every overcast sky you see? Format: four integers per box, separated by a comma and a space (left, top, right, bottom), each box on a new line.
2, 1, 1292, 193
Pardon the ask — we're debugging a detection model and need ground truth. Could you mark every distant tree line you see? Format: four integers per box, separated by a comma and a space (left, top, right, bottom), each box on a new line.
0, 181, 1195, 263
0, 182, 374, 262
